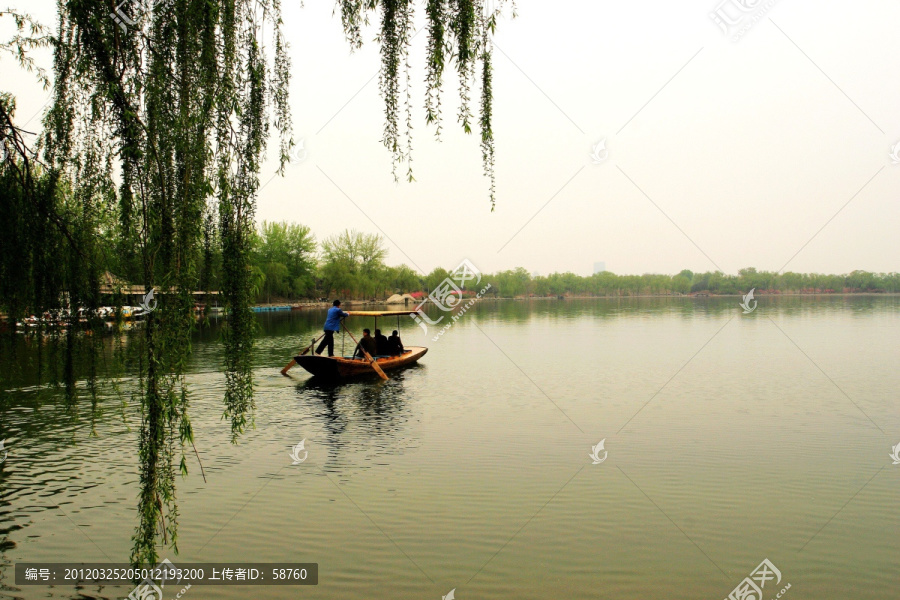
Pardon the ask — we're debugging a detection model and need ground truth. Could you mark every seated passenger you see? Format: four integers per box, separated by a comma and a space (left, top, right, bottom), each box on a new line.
374, 328, 389, 356
387, 330, 404, 355
353, 328, 378, 359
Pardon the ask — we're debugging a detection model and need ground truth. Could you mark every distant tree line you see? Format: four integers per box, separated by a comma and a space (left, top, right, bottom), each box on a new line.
4, 203, 897, 313
477, 267, 900, 298
238, 222, 900, 302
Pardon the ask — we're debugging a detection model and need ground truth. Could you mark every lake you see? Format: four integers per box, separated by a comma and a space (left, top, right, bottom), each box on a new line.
0, 296, 897, 599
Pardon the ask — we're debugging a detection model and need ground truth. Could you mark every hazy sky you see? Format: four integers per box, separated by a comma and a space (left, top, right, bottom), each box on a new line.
4, 0, 900, 277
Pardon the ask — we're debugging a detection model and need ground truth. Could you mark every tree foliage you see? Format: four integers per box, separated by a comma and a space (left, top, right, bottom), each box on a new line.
253, 220, 316, 299
320, 228, 388, 298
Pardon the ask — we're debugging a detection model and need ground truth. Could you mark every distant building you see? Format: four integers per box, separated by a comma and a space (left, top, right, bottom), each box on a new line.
532, 271, 540, 278
593, 262, 606, 274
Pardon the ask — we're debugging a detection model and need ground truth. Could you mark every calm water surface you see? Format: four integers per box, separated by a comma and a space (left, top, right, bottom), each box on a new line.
0, 297, 898, 599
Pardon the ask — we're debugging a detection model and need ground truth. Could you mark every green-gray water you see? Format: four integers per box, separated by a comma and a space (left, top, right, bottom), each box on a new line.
1, 296, 898, 599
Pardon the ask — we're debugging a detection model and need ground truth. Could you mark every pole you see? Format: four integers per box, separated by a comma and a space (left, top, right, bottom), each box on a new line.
280, 332, 326, 375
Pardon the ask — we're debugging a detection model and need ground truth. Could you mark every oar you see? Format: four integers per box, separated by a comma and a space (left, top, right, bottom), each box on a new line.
280, 332, 326, 376
341, 323, 388, 381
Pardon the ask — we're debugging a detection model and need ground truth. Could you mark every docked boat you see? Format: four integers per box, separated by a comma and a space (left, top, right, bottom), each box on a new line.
293, 346, 427, 379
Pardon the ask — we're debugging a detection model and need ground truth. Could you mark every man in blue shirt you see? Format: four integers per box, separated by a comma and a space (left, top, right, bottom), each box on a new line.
316, 300, 349, 357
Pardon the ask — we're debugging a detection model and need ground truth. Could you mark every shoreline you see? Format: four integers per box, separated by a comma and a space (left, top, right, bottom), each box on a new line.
251, 291, 900, 310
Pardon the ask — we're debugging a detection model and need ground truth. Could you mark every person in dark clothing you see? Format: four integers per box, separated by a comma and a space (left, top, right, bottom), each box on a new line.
374, 329, 389, 355
387, 330, 404, 355
316, 299, 349, 357
353, 328, 378, 359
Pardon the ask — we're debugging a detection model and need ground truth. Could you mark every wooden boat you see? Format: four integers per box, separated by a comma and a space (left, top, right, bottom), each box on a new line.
294, 346, 427, 379
280, 309, 425, 380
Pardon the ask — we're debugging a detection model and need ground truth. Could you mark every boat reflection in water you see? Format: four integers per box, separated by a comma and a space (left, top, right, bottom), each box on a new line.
295, 365, 426, 470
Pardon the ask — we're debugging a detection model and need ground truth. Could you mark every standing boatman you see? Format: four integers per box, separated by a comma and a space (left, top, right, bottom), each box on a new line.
316, 299, 349, 357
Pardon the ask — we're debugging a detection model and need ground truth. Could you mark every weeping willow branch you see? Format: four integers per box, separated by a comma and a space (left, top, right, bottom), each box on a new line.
339, 0, 513, 208
44, 0, 292, 566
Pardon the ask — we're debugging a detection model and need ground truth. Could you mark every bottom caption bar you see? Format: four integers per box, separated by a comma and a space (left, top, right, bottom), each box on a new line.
16, 562, 318, 585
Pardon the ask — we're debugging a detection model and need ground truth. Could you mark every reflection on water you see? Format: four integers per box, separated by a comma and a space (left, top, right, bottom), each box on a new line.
0, 296, 898, 600
297, 370, 424, 472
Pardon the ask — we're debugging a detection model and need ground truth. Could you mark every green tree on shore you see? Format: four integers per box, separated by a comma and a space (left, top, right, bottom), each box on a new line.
253, 221, 316, 300
320, 229, 389, 299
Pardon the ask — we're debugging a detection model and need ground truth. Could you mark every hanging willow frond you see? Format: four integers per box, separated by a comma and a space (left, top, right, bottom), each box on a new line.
45, 0, 292, 566
338, 0, 514, 209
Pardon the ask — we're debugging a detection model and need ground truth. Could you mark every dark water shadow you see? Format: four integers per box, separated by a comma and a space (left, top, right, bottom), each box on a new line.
296, 366, 425, 470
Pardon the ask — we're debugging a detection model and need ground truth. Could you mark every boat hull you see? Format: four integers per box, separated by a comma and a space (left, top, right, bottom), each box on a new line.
294, 346, 428, 380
